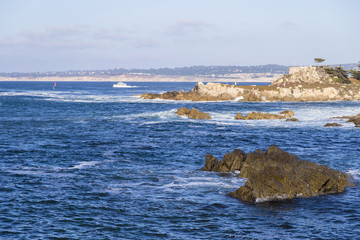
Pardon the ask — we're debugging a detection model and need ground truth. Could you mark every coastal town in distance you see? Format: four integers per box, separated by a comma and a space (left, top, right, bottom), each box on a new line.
0, 63, 358, 82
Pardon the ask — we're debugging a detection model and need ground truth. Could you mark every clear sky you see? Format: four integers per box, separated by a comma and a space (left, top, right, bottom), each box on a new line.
0, 0, 359, 72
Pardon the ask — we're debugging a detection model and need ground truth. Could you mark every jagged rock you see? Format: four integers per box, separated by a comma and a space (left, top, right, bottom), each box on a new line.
201, 154, 219, 171
235, 111, 295, 120
201, 149, 246, 172
202, 146, 354, 203
324, 123, 343, 127
176, 107, 211, 120
286, 118, 299, 122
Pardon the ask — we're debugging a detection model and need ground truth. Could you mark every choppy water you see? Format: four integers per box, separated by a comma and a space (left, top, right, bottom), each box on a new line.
0, 81, 359, 239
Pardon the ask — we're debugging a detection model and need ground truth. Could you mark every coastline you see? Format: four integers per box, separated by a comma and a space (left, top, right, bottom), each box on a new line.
0, 74, 279, 83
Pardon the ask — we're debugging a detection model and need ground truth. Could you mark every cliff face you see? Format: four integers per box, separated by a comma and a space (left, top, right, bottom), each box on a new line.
141, 66, 360, 102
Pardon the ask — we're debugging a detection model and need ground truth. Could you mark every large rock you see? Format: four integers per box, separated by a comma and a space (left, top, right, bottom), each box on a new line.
176, 107, 211, 120
202, 146, 354, 203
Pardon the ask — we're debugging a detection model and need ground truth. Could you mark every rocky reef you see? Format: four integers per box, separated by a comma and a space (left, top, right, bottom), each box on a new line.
347, 113, 360, 127
235, 110, 294, 120
329, 113, 360, 127
141, 66, 360, 102
324, 123, 343, 127
176, 107, 211, 120
201, 146, 354, 203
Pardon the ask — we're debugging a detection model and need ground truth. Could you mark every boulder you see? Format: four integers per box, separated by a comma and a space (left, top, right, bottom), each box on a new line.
176, 107, 211, 120
202, 146, 354, 203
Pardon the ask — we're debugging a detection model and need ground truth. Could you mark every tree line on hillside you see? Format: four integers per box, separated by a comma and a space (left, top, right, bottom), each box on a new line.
0, 65, 288, 78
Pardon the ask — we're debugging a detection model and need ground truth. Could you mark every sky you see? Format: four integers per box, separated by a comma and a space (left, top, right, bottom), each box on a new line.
0, 0, 359, 72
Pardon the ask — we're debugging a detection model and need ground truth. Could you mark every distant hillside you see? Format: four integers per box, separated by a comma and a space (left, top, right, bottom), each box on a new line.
1, 63, 356, 78
0, 64, 288, 78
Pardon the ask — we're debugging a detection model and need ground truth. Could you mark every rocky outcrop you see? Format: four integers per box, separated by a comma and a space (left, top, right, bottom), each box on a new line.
235, 111, 295, 120
286, 118, 299, 122
330, 113, 360, 127
176, 107, 211, 120
347, 113, 360, 127
202, 146, 354, 203
324, 123, 343, 127
141, 66, 360, 102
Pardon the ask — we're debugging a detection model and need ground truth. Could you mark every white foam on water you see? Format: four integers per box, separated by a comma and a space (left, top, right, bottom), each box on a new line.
69, 161, 100, 169
205, 103, 360, 128
255, 194, 288, 203
347, 169, 360, 180
5, 166, 74, 177
0, 90, 144, 103
112, 109, 179, 122
162, 175, 246, 191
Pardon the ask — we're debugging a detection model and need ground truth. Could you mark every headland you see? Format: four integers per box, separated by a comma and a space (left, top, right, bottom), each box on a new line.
141, 66, 360, 101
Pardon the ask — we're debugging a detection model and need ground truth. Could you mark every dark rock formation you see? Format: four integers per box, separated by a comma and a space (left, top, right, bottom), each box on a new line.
330, 113, 360, 127
176, 107, 211, 120
201, 149, 245, 172
202, 146, 354, 203
286, 118, 299, 122
235, 111, 295, 120
324, 123, 343, 127
347, 113, 360, 127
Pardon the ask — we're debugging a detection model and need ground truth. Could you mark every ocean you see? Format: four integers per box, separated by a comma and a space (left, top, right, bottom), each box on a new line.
0, 81, 359, 239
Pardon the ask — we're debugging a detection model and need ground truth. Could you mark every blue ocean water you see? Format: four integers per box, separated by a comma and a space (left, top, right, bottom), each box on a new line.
0, 81, 359, 239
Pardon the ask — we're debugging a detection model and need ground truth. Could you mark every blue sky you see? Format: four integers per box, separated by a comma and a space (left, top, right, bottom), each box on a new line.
0, 0, 359, 72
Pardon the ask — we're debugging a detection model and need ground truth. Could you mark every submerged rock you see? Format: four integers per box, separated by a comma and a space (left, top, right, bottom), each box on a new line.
330, 113, 360, 127
235, 111, 295, 120
176, 107, 211, 120
286, 118, 299, 122
202, 146, 354, 203
324, 123, 343, 127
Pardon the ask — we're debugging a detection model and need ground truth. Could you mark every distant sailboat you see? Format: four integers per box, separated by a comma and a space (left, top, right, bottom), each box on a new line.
53, 82, 56, 90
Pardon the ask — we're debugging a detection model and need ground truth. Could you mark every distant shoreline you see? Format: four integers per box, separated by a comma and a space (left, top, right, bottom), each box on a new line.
0, 74, 280, 83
